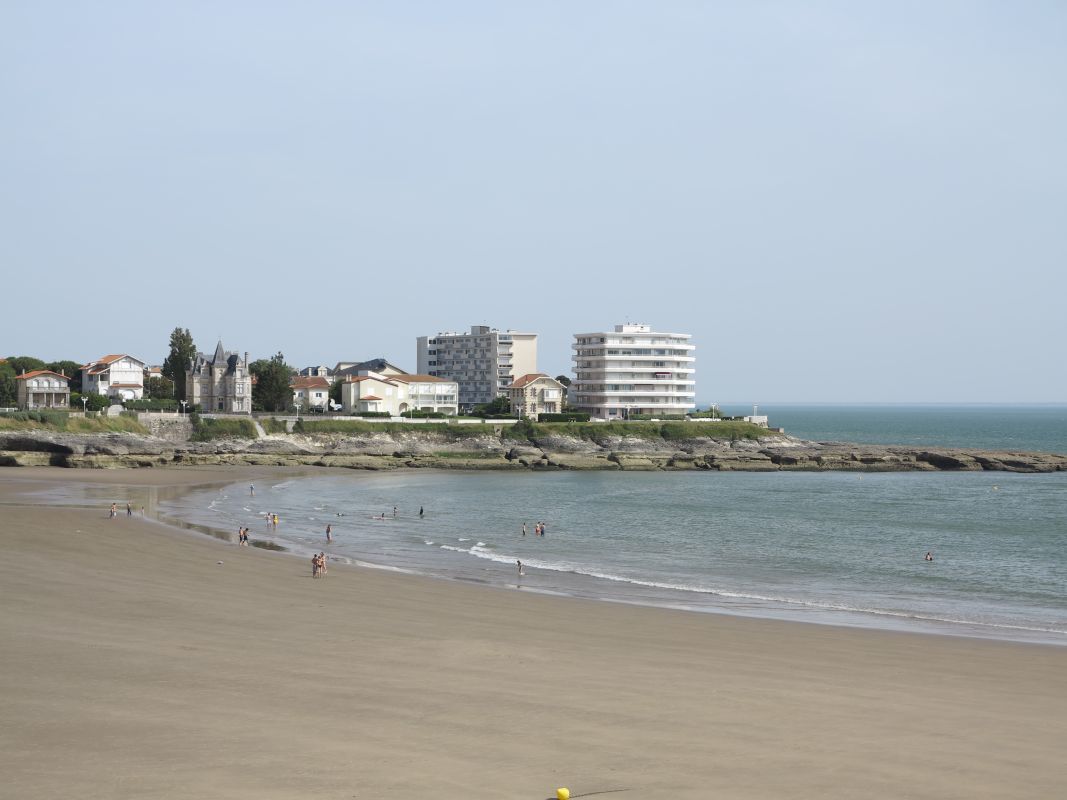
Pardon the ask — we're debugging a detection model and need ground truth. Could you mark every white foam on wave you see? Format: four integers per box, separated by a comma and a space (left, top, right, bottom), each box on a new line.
455, 545, 1067, 637
272, 482, 292, 489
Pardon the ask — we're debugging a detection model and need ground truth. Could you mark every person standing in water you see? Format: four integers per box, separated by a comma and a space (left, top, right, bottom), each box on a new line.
517, 560, 524, 577
419, 506, 424, 518
522, 522, 527, 537
250, 484, 255, 496
326, 524, 333, 543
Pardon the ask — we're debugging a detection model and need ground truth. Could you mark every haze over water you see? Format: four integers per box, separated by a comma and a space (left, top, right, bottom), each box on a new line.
163, 406, 1067, 646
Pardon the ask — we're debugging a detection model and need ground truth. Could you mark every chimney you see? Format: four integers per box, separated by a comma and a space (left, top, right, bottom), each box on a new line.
244, 352, 249, 365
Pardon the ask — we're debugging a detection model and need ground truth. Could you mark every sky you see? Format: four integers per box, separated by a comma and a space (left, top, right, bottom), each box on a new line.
2, 1, 1065, 403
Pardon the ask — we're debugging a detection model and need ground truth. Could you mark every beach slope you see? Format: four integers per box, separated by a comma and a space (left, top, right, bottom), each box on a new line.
1, 468, 1065, 799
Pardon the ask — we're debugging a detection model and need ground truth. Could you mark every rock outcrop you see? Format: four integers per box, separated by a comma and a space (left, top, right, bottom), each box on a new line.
1, 429, 1065, 473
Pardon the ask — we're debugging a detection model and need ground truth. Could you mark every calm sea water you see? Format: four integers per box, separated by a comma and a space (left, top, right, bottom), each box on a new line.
161, 465, 1067, 646
720, 404, 1067, 454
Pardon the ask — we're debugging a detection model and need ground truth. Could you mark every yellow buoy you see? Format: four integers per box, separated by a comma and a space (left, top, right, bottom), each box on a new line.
557, 789, 570, 800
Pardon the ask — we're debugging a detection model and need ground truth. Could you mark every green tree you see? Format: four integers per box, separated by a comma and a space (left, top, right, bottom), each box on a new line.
329, 378, 343, 407
554, 375, 571, 387
70, 392, 110, 412
250, 352, 294, 412
47, 360, 84, 393
0, 360, 16, 407
145, 375, 175, 400
162, 328, 197, 402
6, 356, 47, 376
472, 395, 512, 417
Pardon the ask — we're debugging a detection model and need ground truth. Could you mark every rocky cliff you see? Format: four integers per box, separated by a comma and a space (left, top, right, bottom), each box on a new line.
1, 429, 1065, 473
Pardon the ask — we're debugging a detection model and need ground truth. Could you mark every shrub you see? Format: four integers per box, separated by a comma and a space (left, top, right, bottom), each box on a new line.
260, 417, 288, 434
353, 411, 392, 418
125, 398, 179, 411
190, 416, 258, 441
537, 412, 590, 422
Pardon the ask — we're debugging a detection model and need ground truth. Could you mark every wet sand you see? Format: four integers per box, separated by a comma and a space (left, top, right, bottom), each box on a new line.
1, 466, 1065, 799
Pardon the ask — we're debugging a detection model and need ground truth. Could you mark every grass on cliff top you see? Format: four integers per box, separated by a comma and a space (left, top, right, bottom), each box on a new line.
260, 417, 288, 434
505, 419, 774, 442
293, 419, 497, 439
190, 416, 258, 441
0, 411, 148, 434
291, 417, 773, 443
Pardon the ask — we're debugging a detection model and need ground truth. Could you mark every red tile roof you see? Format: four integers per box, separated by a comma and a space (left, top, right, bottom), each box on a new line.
509, 373, 549, 389
290, 376, 331, 390
15, 370, 69, 381
360, 395, 383, 401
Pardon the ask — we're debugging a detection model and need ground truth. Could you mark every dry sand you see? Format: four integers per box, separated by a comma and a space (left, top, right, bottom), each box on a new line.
1, 466, 1065, 799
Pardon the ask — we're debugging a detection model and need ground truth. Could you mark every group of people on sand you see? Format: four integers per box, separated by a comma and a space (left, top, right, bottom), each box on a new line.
521, 521, 547, 537
311, 551, 328, 578
108, 502, 142, 518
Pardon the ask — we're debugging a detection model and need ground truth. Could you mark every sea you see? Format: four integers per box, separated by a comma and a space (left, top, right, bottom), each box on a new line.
157, 405, 1067, 645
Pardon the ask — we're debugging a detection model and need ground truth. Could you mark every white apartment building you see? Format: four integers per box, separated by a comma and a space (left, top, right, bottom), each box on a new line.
417, 325, 537, 411
571, 323, 696, 419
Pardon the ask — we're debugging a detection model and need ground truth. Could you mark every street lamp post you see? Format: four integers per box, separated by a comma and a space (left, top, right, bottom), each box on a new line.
81, 396, 88, 414
180, 400, 187, 415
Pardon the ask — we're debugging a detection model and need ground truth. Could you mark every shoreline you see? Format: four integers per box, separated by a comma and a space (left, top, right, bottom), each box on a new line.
23, 466, 1067, 648
3, 466, 1067, 798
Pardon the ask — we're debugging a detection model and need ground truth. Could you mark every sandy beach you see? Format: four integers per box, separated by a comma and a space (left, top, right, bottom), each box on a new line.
2, 467, 1065, 799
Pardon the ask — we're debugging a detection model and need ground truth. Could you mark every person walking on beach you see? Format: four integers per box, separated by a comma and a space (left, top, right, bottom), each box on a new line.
318, 552, 328, 577
312, 552, 321, 578
126, 502, 132, 517
110, 503, 117, 518
326, 524, 333, 543
517, 560, 524, 577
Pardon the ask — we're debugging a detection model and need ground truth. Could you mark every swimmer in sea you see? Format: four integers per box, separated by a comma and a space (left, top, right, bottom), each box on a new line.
924, 551, 934, 561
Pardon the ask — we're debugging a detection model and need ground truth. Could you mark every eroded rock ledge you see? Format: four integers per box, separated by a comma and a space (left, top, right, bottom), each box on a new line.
1, 430, 1064, 473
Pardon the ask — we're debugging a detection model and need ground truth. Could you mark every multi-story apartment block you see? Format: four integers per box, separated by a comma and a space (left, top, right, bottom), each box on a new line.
571, 323, 696, 419
417, 325, 537, 411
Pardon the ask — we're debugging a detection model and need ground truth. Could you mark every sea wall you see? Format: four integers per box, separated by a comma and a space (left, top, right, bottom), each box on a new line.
1, 428, 1065, 472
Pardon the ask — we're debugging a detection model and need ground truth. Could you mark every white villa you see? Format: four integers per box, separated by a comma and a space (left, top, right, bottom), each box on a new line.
290, 376, 332, 412
507, 373, 564, 419
81, 354, 146, 401
340, 370, 459, 416
15, 370, 71, 410
571, 323, 696, 419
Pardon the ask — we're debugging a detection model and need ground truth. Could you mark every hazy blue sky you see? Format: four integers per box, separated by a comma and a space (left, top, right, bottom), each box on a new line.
3, 2, 1065, 403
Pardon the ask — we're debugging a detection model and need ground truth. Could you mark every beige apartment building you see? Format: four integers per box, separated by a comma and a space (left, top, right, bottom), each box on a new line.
416, 325, 537, 411
571, 323, 696, 419
507, 373, 564, 419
